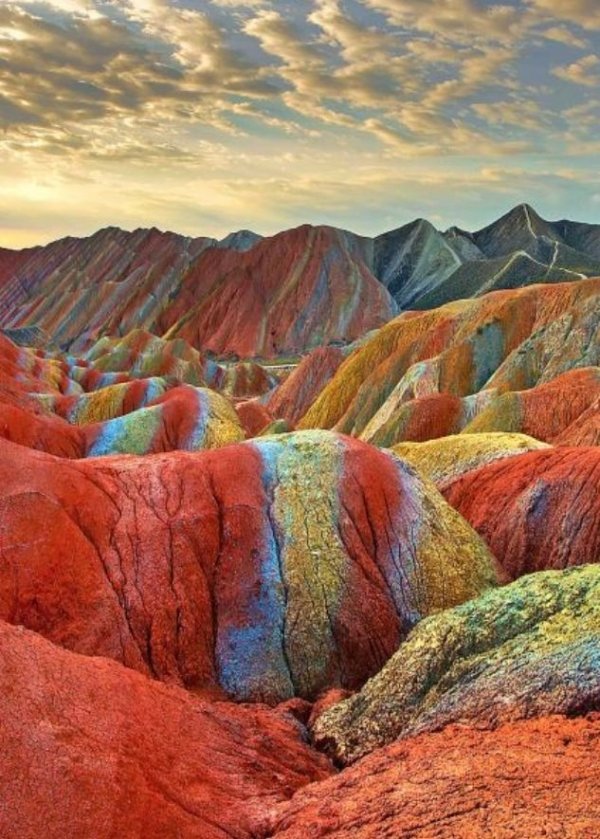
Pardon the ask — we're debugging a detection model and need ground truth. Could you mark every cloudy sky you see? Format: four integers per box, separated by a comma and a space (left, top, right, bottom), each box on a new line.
1, 0, 599, 247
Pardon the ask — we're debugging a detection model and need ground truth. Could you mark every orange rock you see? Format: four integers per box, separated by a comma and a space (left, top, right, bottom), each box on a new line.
263, 715, 600, 838
0, 620, 331, 839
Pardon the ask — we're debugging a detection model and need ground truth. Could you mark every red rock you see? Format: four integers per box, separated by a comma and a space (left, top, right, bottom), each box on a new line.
156, 225, 394, 358
0, 431, 498, 702
236, 399, 275, 436
301, 278, 600, 436
266, 347, 346, 425
443, 447, 600, 578
0, 332, 71, 409
263, 715, 600, 838
0, 226, 394, 357
0, 228, 213, 351
0, 382, 244, 458
0, 620, 331, 839
556, 395, 600, 446
221, 360, 277, 398
464, 367, 600, 442
0, 401, 84, 457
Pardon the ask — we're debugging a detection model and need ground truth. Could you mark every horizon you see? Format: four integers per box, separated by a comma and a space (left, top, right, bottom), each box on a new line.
2, 200, 599, 252
1, 1, 600, 249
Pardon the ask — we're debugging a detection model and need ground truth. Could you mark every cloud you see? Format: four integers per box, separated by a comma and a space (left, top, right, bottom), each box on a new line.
541, 25, 588, 49
1, 0, 599, 247
361, 0, 529, 43
553, 54, 600, 86
528, 0, 600, 30
471, 99, 547, 131
0, 1, 277, 143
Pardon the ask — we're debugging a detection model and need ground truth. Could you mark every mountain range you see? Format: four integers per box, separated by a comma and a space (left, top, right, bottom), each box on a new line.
1, 203, 599, 357
0, 198, 599, 836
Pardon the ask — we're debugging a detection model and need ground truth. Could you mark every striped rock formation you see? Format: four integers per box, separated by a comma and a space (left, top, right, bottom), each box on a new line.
0, 228, 215, 351
0, 225, 395, 357
312, 565, 600, 765
299, 279, 600, 446
392, 432, 548, 486
0, 621, 331, 839
2, 206, 599, 357
236, 399, 275, 437
61, 330, 277, 398
264, 715, 600, 839
81, 386, 244, 456
219, 361, 278, 399
364, 368, 600, 448
1, 385, 244, 458
0, 431, 498, 703
554, 396, 600, 446
154, 225, 394, 358
442, 447, 600, 578
0, 332, 75, 409
266, 347, 346, 426
463, 367, 600, 443
83, 329, 218, 387
37, 377, 172, 423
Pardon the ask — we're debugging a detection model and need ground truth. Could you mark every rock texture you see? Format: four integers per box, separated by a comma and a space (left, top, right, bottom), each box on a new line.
0, 620, 332, 839
443, 447, 600, 577
236, 399, 275, 437
1, 381, 244, 457
392, 432, 548, 486
0, 225, 394, 357
264, 715, 600, 838
463, 367, 600, 443
266, 347, 346, 426
0, 431, 498, 702
312, 565, 600, 764
1, 208, 599, 838
300, 278, 600, 446
82, 329, 218, 387
2, 205, 599, 357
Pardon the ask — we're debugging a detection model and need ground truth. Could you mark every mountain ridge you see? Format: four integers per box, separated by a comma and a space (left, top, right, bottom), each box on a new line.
1, 204, 599, 357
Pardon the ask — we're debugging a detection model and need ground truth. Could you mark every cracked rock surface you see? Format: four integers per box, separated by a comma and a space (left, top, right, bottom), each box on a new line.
262, 714, 600, 839
443, 446, 600, 578
0, 429, 498, 703
312, 565, 600, 765
0, 620, 332, 839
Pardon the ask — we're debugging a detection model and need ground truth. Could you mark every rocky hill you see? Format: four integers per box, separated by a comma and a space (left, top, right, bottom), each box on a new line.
0, 209, 599, 837
2, 205, 599, 357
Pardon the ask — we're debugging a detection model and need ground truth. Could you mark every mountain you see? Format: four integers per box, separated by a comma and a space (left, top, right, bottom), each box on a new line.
298, 277, 600, 438
1, 204, 599, 357
0, 224, 391, 356
0, 209, 599, 837
373, 218, 462, 308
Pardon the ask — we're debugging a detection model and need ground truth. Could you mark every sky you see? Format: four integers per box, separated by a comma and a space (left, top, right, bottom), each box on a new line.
0, 0, 599, 248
